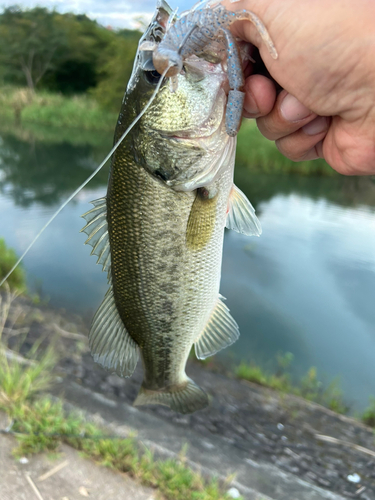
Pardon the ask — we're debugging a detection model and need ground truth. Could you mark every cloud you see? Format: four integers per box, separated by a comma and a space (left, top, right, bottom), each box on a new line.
0, 0, 198, 28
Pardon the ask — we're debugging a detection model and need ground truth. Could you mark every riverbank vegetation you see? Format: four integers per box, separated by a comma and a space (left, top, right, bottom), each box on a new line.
235, 354, 348, 414
0, 86, 117, 130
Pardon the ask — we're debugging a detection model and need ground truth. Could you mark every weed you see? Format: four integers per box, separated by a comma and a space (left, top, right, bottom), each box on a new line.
236, 120, 335, 177
0, 290, 56, 410
0, 86, 117, 131
235, 355, 348, 414
362, 397, 375, 427
0, 238, 26, 292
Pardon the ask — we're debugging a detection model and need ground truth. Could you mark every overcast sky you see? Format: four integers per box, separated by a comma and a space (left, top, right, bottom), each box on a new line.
1, 0, 197, 29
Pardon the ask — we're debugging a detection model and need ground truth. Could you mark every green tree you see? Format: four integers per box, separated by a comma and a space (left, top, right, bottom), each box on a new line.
91, 29, 141, 111
0, 7, 67, 91
43, 13, 116, 94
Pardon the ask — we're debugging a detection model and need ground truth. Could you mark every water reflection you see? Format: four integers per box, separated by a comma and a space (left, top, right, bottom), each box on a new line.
235, 168, 375, 209
0, 124, 112, 206
221, 194, 375, 409
1, 124, 375, 410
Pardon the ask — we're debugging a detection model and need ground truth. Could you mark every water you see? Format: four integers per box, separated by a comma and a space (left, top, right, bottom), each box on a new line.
1, 124, 375, 410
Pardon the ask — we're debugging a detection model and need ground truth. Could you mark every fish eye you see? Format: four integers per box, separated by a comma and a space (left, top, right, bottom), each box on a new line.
144, 69, 162, 85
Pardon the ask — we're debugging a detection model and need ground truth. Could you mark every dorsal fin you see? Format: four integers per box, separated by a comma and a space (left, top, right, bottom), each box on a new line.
226, 185, 262, 236
194, 296, 239, 359
81, 198, 111, 274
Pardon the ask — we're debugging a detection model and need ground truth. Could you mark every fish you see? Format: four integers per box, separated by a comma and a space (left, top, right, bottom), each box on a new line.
80, 0, 261, 414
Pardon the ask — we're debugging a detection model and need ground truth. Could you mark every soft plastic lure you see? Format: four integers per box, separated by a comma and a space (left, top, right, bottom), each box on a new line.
148, 2, 278, 136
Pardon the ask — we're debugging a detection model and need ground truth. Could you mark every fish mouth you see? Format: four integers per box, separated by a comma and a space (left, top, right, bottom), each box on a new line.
160, 128, 220, 142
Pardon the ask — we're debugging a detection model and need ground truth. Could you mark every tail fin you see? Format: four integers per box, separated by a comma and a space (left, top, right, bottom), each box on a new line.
133, 378, 208, 414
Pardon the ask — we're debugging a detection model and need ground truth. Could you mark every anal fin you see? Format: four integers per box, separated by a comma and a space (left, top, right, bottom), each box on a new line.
89, 284, 139, 377
133, 378, 208, 414
194, 296, 239, 359
226, 185, 262, 236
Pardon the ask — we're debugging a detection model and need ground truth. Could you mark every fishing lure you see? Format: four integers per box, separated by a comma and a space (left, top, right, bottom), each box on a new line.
142, 1, 278, 136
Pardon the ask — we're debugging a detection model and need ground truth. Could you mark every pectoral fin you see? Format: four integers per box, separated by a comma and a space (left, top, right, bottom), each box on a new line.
89, 283, 139, 377
194, 296, 239, 359
186, 190, 217, 251
226, 185, 262, 236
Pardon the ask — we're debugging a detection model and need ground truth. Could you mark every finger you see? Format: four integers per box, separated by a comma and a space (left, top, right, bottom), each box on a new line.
257, 91, 317, 141
243, 74, 276, 118
275, 116, 330, 161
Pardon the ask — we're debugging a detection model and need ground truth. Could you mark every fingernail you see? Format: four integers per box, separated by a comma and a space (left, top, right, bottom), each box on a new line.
280, 93, 311, 122
303, 116, 329, 135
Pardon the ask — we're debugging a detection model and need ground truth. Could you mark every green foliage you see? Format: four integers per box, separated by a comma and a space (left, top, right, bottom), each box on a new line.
0, 86, 117, 130
44, 12, 116, 94
90, 30, 141, 111
0, 7, 67, 90
235, 353, 348, 414
0, 238, 26, 292
11, 399, 69, 456
362, 397, 375, 427
0, 344, 56, 409
236, 120, 335, 176
0, 6, 131, 94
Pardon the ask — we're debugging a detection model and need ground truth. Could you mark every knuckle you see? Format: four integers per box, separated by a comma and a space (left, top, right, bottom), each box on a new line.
275, 138, 305, 162
256, 116, 280, 140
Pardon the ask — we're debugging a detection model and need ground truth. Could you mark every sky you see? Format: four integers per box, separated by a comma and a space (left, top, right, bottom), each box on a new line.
1, 0, 196, 29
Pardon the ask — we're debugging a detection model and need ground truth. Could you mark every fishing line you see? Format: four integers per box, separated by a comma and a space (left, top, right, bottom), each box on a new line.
0, 65, 171, 288
166, 6, 179, 31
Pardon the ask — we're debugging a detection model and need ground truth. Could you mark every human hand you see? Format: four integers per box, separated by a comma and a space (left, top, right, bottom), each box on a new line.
221, 0, 375, 175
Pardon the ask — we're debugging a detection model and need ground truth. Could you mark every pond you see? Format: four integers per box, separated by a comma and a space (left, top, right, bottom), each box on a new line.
1, 123, 375, 411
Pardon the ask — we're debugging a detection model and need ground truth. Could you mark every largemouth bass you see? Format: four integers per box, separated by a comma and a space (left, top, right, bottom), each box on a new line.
81, 0, 261, 414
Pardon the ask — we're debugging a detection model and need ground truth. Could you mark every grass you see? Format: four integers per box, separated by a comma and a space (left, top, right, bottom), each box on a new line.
236, 119, 335, 176
235, 353, 348, 414
0, 289, 56, 409
0, 238, 26, 293
0, 86, 117, 131
0, 289, 239, 500
362, 398, 375, 428
0, 119, 113, 148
